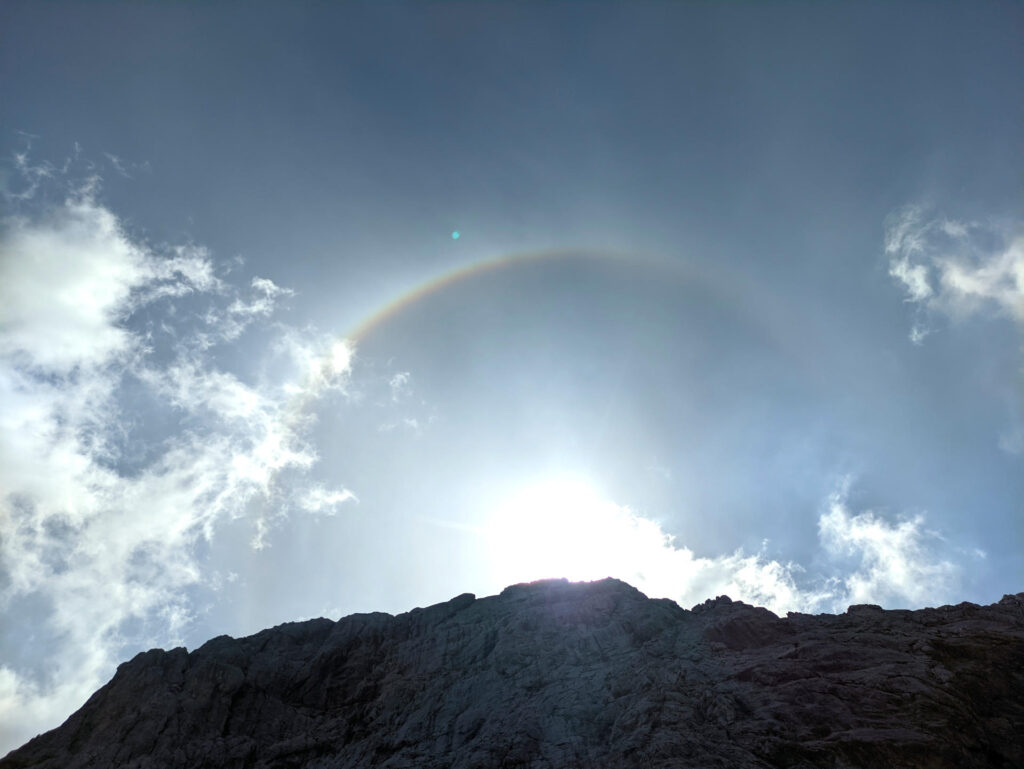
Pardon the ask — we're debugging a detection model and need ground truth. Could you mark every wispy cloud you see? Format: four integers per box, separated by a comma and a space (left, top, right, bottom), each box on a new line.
100, 152, 150, 179
299, 485, 358, 514
207, 276, 296, 344
389, 371, 411, 401
886, 206, 1024, 341
886, 206, 1024, 454
0, 156, 354, 752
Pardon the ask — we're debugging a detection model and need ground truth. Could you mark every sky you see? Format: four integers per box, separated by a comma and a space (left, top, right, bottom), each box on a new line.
1, 0, 1022, 754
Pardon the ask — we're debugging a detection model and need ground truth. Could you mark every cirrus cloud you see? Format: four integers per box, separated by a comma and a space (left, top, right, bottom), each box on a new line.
886, 206, 1024, 342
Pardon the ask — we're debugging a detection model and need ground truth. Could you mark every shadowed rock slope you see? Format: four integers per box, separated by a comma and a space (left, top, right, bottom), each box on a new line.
2, 578, 1023, 768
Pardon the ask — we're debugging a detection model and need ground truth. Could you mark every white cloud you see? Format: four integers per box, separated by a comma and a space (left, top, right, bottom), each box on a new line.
886, 206, 1024, 451
936, 239, 1024, 322
213, 276, 296, 342
939, 219, 969, 239
484, 478, 963, 618
2, 145, 55, 201
818, 489, 957, 607
102, 152, 136, 179
299, 485, 358, 514
389, 371, 411, 401
0, 169, 354, 752
886, 206, 1024, 332
908, 324, 930, 345
0, 196, 146, 371
889, 256, 933, 303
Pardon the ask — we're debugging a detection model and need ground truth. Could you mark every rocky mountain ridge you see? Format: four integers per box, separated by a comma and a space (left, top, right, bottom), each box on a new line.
2, 578, 1022, 768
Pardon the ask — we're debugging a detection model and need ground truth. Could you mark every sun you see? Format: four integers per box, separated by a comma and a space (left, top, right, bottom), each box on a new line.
484, 477, 646, 585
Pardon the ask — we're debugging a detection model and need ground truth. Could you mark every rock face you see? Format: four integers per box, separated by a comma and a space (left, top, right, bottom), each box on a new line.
2, 579, 1023, 769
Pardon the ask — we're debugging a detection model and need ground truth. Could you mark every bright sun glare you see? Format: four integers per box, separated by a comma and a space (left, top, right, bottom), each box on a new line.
486, 478, 658, 586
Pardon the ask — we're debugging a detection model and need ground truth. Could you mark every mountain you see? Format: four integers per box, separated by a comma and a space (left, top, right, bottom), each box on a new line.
2, 578, 1022, 768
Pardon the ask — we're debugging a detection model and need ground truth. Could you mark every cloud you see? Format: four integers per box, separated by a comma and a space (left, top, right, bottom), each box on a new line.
818, 488, 957, 607
0, 195, 148, 371
886, 206, 1024, 339
101, 152, 150, 179
484, 478, 964, 618
389, 371, 411, 401
886, 206, 1024, 455
0, 163, 354, 752
2, 142, 56, 201
210, 276, 296, 344
299, 485, 358, 514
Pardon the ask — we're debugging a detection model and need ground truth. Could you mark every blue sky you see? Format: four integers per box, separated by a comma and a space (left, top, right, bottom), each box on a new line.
1, 1, 1022, 753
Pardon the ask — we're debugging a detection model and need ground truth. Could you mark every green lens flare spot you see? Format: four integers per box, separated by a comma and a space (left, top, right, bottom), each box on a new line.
451, 230, 460, 240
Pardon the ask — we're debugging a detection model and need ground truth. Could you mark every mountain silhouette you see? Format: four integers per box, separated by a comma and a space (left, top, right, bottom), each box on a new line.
2, 578, 1022, 768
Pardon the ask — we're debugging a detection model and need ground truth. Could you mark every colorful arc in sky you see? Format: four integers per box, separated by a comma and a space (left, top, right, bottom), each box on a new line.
345, 247, 737, 343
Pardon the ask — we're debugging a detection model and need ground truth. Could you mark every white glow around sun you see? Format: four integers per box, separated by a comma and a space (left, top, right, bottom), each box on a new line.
484, 477, 671, 587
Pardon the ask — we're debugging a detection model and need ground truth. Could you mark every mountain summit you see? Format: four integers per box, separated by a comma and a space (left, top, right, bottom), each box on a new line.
2, 578, 1022, 768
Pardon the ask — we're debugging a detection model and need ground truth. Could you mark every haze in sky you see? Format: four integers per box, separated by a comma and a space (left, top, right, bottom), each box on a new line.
1, 0, 1022, 754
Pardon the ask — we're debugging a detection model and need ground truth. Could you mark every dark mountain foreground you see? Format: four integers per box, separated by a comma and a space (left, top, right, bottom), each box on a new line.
3, 578, 1023, 768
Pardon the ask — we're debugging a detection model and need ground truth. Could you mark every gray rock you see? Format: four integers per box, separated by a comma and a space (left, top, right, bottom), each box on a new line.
2, 578, 1022, 768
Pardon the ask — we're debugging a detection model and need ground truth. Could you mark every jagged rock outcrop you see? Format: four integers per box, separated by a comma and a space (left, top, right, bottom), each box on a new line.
2, 578, 1023, 768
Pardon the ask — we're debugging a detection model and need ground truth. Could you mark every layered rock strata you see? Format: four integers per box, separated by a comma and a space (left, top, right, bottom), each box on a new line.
2, 578, 1022, 768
